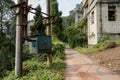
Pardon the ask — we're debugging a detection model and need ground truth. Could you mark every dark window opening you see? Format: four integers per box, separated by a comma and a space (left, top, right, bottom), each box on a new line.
108, 5, 116, 21
91, 11, 94, 23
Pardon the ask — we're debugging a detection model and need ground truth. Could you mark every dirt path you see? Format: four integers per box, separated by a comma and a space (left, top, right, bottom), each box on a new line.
64, 48, 120, 80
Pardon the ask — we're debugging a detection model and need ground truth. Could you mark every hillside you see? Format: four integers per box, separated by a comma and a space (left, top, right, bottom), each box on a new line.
85, 46, 120, 76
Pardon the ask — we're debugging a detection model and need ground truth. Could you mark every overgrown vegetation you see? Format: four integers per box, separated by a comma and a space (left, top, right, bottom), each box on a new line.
52, 36, 65, 60
51, 0, 64, 41
0, 0, 66, 79
3, 36, 66, 80
61, 3, 87, 48
61, 3, 83, 43
62, 9, 76, 42
0, 0, 15, 78
76, 34, 120, 54
67, 18, 87, 48
30, 5, 45, 36
75, 47, 98, 54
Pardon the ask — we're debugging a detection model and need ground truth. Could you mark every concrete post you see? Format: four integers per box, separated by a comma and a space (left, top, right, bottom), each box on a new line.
46, 0, 52, 64
15, 0, 23, 77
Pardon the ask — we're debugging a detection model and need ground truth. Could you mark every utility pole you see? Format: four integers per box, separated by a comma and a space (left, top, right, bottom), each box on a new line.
46, 0, 52, 64
15, 0, 23, 77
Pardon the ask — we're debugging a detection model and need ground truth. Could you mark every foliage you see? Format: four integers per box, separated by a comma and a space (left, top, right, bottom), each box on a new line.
77, 18, 87, 31
4, 57, 65, 80
67, 22, 87, 48
99, 34, 110, 43
94, 34, 110, 48
3, 36, 66, 80
62, 14, 75, 28
0, 0, 15, 78
62, 9, 87, 48
0, 28, 15, 78
74, 3, 83, 12
76, 38, 120, 54
0, 0, 15, 36
75, 47, 98, 54
62, 13, 75, 42
99, 41, 118, 51
62, 13, 74, 25
61, 3, 83, 43
52, 38, 65, 60
0, 0, 66, 79
51, 0, 64, 41
75, 34, 111, 54
30, 5, 45, 36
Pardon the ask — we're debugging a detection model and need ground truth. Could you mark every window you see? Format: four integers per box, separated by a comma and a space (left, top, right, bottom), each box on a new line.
108, 5, 116, 21
91, 11, 94, 23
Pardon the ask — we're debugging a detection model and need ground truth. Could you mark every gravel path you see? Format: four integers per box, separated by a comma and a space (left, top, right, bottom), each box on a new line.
64, 48, 120, 80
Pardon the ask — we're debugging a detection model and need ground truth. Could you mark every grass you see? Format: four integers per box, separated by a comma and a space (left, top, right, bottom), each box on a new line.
3, 54, 66, 80
75, 38, 120, 54
3, 38, 66, 80
75, 47, 98, 54
113, 38, 120, 44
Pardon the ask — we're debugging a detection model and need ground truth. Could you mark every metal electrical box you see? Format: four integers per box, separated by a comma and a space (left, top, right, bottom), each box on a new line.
30, 35, 52, 53
37, 35, 52, 53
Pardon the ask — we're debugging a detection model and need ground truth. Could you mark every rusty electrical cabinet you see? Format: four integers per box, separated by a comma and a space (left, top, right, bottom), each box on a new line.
31, 35, 52, 53
37, 35, 52, 53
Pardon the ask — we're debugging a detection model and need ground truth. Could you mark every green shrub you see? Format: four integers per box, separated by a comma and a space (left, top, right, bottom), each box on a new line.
99, 41, 118, 51
50, 61, 66, 72
4, 55, 64, 80
0, 50, 15, 77
67, 26, 87, 48
3, 36, 66, 80
52, 41, 65, 60
94, 34, 110, 48
99, 34, 110, 43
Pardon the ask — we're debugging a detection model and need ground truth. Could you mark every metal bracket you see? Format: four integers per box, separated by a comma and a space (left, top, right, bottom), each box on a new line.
10, 2, 26, 15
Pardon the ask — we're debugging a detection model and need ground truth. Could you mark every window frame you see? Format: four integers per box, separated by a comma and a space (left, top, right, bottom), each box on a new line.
91, 11, 94, 24
108, 4, 116, 21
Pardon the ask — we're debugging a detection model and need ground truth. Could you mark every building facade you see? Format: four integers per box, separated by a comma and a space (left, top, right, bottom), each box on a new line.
82, 0, 120, 46
75, 11, 83, 24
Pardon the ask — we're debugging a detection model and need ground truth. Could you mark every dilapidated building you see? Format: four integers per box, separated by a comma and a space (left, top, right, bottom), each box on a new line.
82, 0, 120, 46
75, 11, 83, 24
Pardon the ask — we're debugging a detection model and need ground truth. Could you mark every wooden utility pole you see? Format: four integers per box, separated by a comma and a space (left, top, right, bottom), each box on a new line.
15, 0, 23, 77
46, 0, 52, 64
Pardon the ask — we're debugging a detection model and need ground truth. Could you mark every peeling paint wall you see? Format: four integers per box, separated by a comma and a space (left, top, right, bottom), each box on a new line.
101, 4, 120, 34
82, 0, 120, 45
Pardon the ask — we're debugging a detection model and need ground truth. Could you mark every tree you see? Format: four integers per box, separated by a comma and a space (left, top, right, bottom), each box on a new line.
30, 5, 45, 36
67, 24, 87, 48
61, 2, 87, 44
0, 0, 15, 77
61, 12, 75, 42
0, 0, 14, 36
74, 3, 83, 12
51, 0, 64, 41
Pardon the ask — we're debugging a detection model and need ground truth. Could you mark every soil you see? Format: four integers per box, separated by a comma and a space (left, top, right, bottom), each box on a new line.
64, 48, 120, 80
85, 46, 120, 77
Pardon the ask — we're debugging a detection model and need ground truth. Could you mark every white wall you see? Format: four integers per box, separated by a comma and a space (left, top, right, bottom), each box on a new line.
87, 0, 98, 45
88, 2, 120, 45
83, 0, 120, 45
88, 8, 98, 45
101, 4, 120, 33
